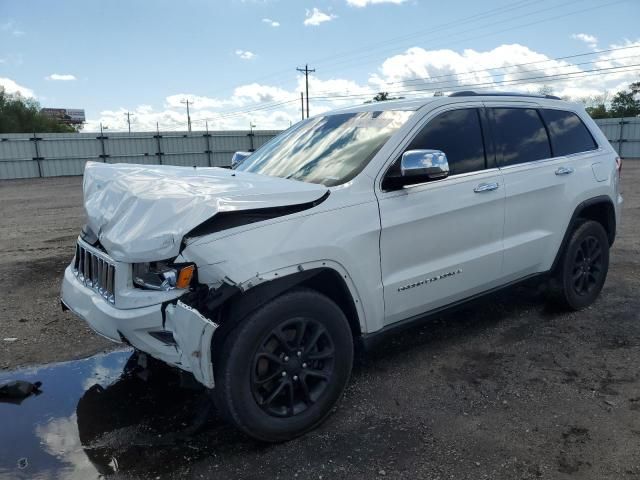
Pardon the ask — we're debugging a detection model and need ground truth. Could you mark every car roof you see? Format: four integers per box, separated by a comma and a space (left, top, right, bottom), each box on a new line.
323, 91, 577, 115
328, 97, 438, 114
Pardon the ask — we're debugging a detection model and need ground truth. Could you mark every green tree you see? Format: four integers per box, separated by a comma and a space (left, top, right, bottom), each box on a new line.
536, 85, 555, 96
364, 91, 405, 103
0, 89, 76, 133
609, 90, 640, 118
582, 91, 611, 119
373, 92, 390, 102
585, 104, 609, 119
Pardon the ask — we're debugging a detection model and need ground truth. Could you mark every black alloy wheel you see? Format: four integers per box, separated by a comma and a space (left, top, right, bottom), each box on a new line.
571, 235, 604, 297
553, 219, 610, 310
214, 288, 354, 442
251, 317, 335, 417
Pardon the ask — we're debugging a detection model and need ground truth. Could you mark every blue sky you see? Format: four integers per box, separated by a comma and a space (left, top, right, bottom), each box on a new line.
1, 0, 639, 131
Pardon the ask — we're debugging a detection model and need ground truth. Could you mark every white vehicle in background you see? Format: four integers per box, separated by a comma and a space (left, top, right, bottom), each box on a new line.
61, 91, 623, 442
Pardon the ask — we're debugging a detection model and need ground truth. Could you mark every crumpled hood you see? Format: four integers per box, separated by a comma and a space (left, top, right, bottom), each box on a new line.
83, 162, 328, 262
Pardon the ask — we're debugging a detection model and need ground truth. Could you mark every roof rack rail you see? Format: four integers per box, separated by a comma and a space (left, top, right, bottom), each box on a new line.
449, 90, 561, 100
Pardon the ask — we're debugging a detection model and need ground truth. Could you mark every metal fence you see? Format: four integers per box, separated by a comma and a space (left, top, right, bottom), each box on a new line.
594, 117, 640, 158
0, 130, 280, 180
1, 117, 637, 180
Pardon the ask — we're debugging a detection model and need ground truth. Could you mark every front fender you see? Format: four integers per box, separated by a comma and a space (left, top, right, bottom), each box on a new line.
179, 199, 383, 334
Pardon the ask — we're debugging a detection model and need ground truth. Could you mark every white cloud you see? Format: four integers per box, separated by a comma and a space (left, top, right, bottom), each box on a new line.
45, 73, 77, 81
262, 18, 280, 27
1, 20, 25, 36
0, 77, 34, 97
369, 42, 640, 100
304, 8, 337, 26
572, 33, 598, 49
347, 0, 406, 6
235, 49, 256, 60
165, 94, 226, 109
82, 40, 640, 133
35, 414, 98, 480
233, 83, 292, 103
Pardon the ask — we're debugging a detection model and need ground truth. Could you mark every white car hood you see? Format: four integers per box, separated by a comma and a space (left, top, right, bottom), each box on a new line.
83, 162, 328, 262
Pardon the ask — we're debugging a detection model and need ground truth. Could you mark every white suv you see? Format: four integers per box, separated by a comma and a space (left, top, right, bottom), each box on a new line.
61, 91, 623, 441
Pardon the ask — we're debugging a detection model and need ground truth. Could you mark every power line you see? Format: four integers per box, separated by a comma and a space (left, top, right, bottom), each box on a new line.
361, 48, 640, 90
156, 44, 639, 132
162, 98, 299, 131
198, 0, 546, 97
311, 64, 640, 101
161, 64, 639, 132
316, 0, 627, 77
145, 62, 640, 133
311, 47, 640, 97
313, 0, 547, 70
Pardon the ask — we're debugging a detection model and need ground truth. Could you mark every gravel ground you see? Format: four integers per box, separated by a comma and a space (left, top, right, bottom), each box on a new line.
0, 176, 112, 369
0, 163, 638, 479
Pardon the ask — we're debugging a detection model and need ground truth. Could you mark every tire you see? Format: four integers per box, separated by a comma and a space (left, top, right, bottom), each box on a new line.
552, 220, 610, 310
214, 288, 354, 442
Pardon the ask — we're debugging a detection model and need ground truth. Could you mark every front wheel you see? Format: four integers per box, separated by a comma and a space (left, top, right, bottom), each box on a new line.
553, 220, 610, 310
214, 288, 354, 442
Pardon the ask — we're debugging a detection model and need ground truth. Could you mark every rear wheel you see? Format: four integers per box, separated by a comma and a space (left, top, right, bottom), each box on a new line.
553, 220, 610, 310
214, 288, 354, 442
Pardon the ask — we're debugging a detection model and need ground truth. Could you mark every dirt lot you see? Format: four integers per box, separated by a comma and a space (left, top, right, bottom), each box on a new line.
0, 163, 639, 479
0, 176, 112, 369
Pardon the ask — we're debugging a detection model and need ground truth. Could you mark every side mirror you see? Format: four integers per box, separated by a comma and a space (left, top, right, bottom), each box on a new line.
400, 149, 449, 181
231, 151, 251, 168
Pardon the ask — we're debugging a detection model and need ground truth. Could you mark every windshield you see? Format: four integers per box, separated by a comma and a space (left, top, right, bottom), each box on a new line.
234, 110, 414, 186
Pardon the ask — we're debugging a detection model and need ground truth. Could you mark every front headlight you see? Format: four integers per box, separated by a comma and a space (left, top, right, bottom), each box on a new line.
133, 261, 195, 291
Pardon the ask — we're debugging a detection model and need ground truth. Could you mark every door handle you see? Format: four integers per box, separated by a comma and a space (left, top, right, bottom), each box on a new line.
474, 182, 499, 193
555, 166, 575, 176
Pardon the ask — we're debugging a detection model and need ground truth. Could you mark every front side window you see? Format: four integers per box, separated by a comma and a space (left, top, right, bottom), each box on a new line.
405, 108, 487, 175
235, 110, 414, 187
492, 108, 551, 166
539, 109, 597, 156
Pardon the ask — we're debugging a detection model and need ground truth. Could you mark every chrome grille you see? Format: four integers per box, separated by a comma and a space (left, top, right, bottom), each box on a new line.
72, 241, 116, 304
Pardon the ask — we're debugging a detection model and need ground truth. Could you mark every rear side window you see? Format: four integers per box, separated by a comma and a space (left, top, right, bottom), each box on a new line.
492, 108, 551, 166
406, 108, 486, 175
539, 109, 597, 156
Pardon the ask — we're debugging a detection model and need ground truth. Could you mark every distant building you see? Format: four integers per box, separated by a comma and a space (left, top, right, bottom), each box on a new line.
41, 108, 86, 125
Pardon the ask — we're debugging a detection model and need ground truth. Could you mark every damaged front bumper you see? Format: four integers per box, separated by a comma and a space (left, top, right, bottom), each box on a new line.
61, 266, 218, 388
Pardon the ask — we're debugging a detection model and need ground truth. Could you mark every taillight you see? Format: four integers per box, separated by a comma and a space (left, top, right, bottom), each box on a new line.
615, 156, 622, 180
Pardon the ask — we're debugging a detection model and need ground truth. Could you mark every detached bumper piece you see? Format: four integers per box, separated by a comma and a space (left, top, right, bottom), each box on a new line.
165, 301, 219, 388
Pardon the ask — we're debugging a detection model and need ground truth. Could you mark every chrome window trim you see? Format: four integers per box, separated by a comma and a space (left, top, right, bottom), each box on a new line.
496, 146, 605, 172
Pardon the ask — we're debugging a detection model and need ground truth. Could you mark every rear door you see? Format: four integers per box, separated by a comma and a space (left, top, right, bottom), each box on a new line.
487, 104, 599, 280
377, 105, 505, 325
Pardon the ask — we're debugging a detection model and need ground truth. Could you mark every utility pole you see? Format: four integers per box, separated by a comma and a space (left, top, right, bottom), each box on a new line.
296, 64, 315, 118
180, 99, 193, 132
249, 121, 256, 151
300, 92, 304, 120
124, 111, 134, 134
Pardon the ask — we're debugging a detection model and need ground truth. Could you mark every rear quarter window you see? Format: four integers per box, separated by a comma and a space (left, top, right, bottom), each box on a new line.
539, 109, 598, 156
492, 108, 551, 166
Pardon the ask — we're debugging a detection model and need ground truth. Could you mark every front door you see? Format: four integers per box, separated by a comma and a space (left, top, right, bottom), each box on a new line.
377, 106, 505, 325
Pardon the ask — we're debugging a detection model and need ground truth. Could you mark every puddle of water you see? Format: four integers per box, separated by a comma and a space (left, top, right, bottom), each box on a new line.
0, 349, 222, 479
